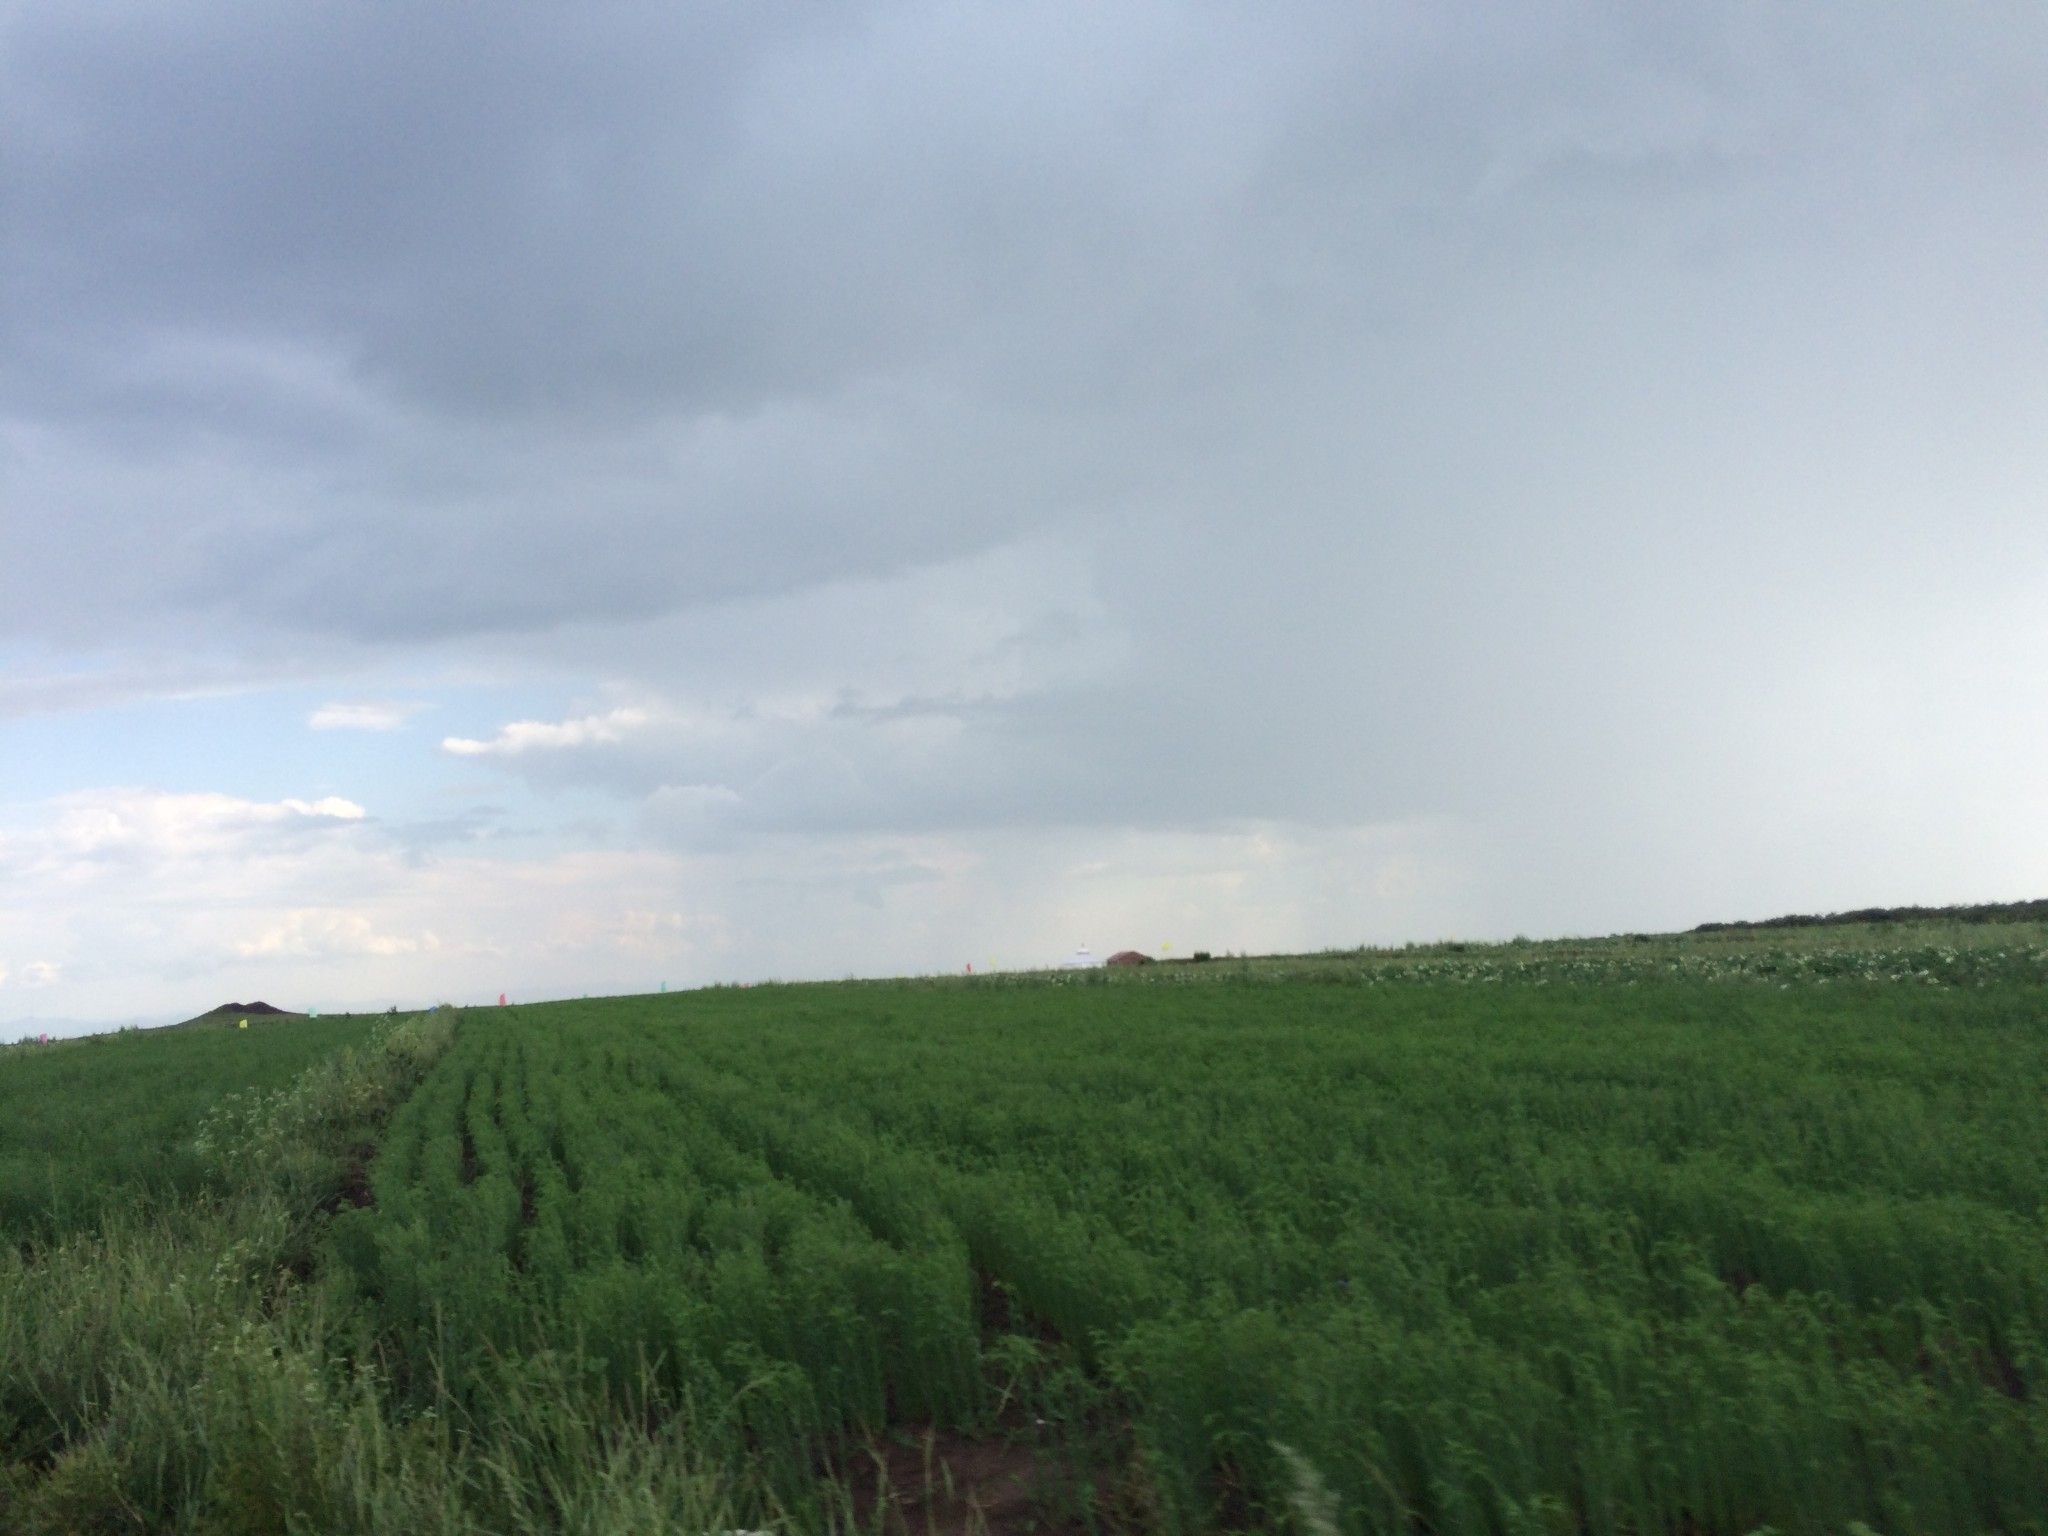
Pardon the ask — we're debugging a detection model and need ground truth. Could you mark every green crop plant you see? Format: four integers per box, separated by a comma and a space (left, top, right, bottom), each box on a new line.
8, 925, 2048, 1532
313, 942, 2048, 1533
0, 1013, 381, 1244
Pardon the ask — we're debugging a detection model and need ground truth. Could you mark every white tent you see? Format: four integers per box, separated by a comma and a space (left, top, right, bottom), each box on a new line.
1061, 945, 1101, 969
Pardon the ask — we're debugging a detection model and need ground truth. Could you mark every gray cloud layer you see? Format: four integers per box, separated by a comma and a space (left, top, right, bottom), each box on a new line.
6, 2, 2047, 951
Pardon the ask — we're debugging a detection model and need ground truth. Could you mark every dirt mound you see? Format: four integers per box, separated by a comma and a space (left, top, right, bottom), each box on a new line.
1105, 951, 1153, 966
170, 1000, 302, 1028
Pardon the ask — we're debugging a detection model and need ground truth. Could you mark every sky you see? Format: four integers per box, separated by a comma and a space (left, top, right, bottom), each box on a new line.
4, 2, 2046, 1033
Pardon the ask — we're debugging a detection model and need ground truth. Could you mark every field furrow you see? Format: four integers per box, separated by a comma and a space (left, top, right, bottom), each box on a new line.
320, 967, 2048, 1533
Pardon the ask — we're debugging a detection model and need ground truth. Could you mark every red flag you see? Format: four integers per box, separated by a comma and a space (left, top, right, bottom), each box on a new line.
498, 992, 507, 1006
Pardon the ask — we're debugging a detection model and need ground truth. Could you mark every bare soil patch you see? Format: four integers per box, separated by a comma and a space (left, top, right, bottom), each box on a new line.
848, 1428, 1085, 1536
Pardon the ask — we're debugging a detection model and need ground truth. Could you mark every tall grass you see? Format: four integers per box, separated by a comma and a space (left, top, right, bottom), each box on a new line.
0, 1009, 766, 1535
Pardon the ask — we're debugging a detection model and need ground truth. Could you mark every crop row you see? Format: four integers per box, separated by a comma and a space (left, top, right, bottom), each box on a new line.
334, 978, 2048, 1532
672, 981, 2048, 1532
332, 1022, 980, 1496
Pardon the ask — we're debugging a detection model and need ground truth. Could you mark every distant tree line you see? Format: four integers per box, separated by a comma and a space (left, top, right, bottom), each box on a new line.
1694, 899, 2048, 933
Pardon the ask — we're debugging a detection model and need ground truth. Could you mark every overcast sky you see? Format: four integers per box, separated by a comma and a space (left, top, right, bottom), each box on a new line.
4, 2, 2045, 1031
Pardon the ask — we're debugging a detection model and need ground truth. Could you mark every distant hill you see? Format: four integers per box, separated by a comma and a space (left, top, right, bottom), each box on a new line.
1694, 899, 2048, 933
170, 1001, 303, 1029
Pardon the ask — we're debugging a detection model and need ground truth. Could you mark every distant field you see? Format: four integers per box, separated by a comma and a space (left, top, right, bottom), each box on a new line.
330, 924, 2048, 1534
0, 1013, 379, 1241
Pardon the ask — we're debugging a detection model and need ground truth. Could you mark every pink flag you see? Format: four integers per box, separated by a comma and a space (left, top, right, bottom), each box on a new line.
498, 993, 507, 1006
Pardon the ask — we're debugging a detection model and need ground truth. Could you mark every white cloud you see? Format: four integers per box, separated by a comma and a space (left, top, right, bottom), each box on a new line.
279, 797, 368, 820
443, 707, 651, 757
309, 701, 422, 731
0, 770, 1482, 1026
235, 911, 440, 959
0, 790, 371, 878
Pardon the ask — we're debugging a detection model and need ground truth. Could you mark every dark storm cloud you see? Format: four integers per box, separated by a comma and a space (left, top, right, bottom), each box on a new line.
7, 2, 2048, 915
0, 0, 1858, 637
6, 0, 1343, 641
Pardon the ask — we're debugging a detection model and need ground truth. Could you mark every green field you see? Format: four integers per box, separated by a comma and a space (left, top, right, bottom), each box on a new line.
4, 923, 2048, 1533
0, 1013, 380, 1242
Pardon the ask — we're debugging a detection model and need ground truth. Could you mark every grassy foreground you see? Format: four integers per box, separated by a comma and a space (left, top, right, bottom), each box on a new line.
2, 1009, 758, 1535
4, 920, 2048, 1532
